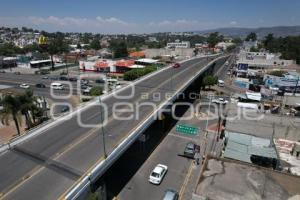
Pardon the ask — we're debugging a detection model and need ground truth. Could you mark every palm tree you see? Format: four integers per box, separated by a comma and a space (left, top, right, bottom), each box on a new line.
19, 90, 35, 129
1, 95, 22, 135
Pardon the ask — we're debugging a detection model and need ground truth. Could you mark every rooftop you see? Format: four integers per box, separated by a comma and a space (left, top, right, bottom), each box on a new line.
225, 103, 300, 141
224, 131, 278, 164
194, 158, 300, 200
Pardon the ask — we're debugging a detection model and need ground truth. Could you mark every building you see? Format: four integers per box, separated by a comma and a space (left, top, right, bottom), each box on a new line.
166, 41, 190, 49
194, 158, 300, 200
215, 42, 235, 51
135, 58, 158, 66
224, 131, 279, 168
114, 60, 136, 73
274, 139, 300, 176
79, 59, 116, 72
264, 71, 300, 90
0, 57, 17, 69
237, 51, 295, 72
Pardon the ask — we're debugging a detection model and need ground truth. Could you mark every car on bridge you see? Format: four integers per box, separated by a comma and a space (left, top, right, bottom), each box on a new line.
172, 63, 181, 68
149, 164, 168, 185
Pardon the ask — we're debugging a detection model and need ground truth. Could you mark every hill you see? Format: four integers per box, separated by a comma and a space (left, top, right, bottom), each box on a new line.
196, 26, 300, 38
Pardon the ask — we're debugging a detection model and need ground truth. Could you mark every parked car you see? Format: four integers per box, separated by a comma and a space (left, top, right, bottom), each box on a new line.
0, 70, 6, 73
50, 76, 59, 80
95, 79, 105, 84
51, 82, 64, 90
218, 80, 224, 87
42, 76, 49, 79
20, 83, 30, 89
69, 77, 77, 82
212, 98, 228, 105
149, 164, 168, 185
184, 142, 200, 159
163, 189, 179, 200
60, 106, 70, 113
59, 76, 68, 81
14, 72, 21, 75
36, 83, 46, 88
172, 63, 181, 68
81, 79, 89, 85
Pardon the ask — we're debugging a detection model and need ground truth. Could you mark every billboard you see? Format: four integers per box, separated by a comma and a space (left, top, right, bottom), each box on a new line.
237, 63, 248, 71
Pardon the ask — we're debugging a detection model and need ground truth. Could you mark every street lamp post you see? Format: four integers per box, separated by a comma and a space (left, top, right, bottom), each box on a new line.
99, 96, 107, 158
204, 94, 212, 156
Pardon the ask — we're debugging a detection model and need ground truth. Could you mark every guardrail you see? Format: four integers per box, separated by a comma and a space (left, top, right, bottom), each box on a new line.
63, 54, 228, 200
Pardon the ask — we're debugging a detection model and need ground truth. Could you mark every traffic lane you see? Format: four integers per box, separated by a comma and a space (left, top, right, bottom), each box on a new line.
0, 80, 78, 95
2, 167, 77, 200
119, 134, 194, 200
0, 151, 39, 194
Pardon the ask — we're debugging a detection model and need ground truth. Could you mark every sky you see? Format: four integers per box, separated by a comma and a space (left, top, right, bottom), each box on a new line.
0, 0, 300, 34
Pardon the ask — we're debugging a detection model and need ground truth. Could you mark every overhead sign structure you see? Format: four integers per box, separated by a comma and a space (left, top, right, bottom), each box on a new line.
176, 124, 199, 135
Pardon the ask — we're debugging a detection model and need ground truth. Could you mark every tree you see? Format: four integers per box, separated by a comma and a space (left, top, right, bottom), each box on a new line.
207, 32, 223, 48
232, 37, 243, 44
245, 32, 257, 41
113, 42, 128, 58
19, 90, 42, 127
90, 86, 103, 96
202, 75, 218, 89
47, 37, 69, 70
90, 39, 101, 50
250, 46, 259, 52
1, 95, 22, 135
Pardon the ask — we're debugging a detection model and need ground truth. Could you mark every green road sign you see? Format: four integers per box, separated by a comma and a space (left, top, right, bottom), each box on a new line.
176, 124, 199, 135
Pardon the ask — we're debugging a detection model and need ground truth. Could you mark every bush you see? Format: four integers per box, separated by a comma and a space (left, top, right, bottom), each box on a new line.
124, 65, 157, 81
268, 70, 286, 77
81, 98, 91, 102
90, 86, 102, 96
40, 69, 50, 75
202, 75, 218, 89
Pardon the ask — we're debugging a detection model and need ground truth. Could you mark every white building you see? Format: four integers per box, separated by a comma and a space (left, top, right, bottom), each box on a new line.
166, 41, 190, 49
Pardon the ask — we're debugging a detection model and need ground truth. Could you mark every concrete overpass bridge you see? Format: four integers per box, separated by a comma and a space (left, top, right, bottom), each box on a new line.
0, 54, 228, 200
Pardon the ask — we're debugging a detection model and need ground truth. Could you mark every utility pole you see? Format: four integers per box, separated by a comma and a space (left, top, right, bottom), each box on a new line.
99, 97, 107, 158
204, 94, 212, 156
293, 76, 299, 96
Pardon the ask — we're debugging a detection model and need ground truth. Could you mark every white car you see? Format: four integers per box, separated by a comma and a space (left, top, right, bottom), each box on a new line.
212, 98, 228, 105
20, 84, 30, 89
149, 164, 168, 184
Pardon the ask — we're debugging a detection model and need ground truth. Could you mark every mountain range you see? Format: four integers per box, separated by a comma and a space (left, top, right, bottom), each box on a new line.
196, 26, 300, 38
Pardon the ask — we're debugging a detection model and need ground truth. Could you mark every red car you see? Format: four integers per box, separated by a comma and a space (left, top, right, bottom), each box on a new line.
173, 63, 181, 68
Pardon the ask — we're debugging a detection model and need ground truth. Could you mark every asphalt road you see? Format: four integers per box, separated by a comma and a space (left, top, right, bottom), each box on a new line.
0, 56, 226, 200
118, 133, 194, 200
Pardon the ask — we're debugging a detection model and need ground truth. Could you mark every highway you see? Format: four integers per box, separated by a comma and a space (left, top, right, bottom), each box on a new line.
0, 55, 226, 200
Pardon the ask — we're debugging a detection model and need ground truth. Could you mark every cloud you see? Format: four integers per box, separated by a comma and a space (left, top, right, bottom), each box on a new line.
0, 16, 230, 33
230, 21, 237, 25
0, 16, 135, 33
147, 19, 219, 32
